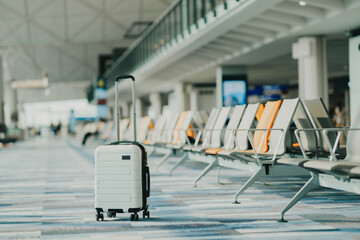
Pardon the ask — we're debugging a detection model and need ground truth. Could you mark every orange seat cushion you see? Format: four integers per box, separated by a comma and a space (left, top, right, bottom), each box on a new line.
250, 100, 282, 153
205, 148, 223, 155
256, 104, 265, 122
292, 143, 300, 148
187, 125, 195, 139
148, 121, 154, 130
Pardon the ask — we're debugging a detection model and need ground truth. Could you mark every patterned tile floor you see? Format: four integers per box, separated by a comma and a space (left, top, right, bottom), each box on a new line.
0, 139, 360, 239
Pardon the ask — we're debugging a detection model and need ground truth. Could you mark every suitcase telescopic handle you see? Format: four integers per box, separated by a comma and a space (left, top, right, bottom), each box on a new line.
115, 75, 135, 82
115, 75, 137, 143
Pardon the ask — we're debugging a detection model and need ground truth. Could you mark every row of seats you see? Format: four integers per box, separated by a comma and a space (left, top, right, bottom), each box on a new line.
90, 97, 360, 222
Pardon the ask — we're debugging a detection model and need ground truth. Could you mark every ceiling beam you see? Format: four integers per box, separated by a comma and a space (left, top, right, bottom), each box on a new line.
207, 42, 240, 53
258, 10, 306, 26
24, 0, 32, 44
101, 0, 106, 41
192, 50, 220, 60
226, 31, 262, 43
213, 37, 249, 50
274, 2, 324, 19
247, 18, 290, 32
78, 0, 127, 31
290, 0, 345, 11
234, 25, 277, 38
180, 56, 207, 65
63, 0, 69, 41
201, 46, 229, 56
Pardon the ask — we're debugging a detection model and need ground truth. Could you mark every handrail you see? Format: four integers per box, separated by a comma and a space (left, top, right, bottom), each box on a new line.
104, 0, 245, 89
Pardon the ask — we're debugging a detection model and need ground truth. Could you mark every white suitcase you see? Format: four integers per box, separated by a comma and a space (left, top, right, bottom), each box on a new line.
95, 75, 150, 221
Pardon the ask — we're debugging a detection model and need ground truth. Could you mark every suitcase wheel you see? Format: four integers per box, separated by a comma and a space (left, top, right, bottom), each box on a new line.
96, 213, 104, 221
130, 213, 139, 221
143, 210, 150, 219
107, 211, 116, 218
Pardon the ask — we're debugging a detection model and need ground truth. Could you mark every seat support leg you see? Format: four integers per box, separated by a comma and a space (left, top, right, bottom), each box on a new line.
233, 167, 265, 204
155, 151, 172, 171
279, 174, 319, 222
217, 166, 225, 185
168, 153, 187, 176
193, 159, 218, 187
147, 148, 155, 157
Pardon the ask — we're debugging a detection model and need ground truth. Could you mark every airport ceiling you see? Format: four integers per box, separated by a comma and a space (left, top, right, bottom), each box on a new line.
125, 0, 360, 96
0, 0, 173, 84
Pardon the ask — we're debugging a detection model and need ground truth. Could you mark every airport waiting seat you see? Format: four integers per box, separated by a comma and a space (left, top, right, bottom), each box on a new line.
154, 108, 220, 169
217, 100, 282, 159
303, 98, 339, 154
154, 111, 194, 169
171, 104, 259, 185
173, 105, 249, 184
166, 107, 233, 177
277, 97, 340, 167
191, 107, 231, 153
213, 99, 315, 203
137, 117, 152, 143
215, 103, 261, 158
183, 108, 221, 151
144, 114, 166, 145
158, 112, 180, 145
279, 105, 360, 222
205, 104, 247, 155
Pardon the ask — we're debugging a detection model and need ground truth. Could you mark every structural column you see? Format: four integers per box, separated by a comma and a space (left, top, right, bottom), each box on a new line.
135, 98, 143, 117
2, 57, 18, 127
292, 37, 329, 106
173, 82, 191, 112
149, 93, 162, 117
0, 56, 4, 123
190, 89, 199, 111
349, 34, 360, 120
8, 86, 18, 125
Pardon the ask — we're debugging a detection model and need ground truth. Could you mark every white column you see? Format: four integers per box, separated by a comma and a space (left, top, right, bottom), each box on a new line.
9, 90, 18, 126
173, 82, 191, 112
292, 37, 328, 106
2, 57, 17, 127
216, 67, 223, 108
190, 89, 199, 111
0, 56, 4, 123
135, 98, 143, 117
149, 93, 162, 117
349, 35, 360, 121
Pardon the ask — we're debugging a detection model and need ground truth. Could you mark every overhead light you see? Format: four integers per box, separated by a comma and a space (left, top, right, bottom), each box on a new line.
11, 75, 49, 89
299, 1, 306, 6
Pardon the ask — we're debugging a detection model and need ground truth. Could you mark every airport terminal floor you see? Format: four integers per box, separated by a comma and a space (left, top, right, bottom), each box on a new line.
1, 139, 360, 239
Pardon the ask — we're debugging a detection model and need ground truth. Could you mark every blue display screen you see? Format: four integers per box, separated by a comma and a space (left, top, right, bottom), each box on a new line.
222, 80, 247, 107
247, 85, 288, 101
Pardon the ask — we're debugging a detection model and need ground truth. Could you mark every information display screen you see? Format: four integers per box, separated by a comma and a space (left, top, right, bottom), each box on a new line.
222, 79, 247, 107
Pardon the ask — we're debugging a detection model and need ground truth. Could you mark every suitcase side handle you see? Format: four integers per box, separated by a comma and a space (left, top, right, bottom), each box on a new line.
146, 166, 150, 197
115, 74, 136, 142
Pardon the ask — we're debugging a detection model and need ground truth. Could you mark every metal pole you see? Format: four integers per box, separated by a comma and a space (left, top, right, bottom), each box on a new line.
132, 80, 137, 142
115, 81, 120, 142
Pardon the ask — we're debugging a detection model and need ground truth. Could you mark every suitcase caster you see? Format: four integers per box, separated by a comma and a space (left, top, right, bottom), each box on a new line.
107, 211, 116, 218
130, 213, 139, 221
96, 213, 104, 221
143, 211, 150, 219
